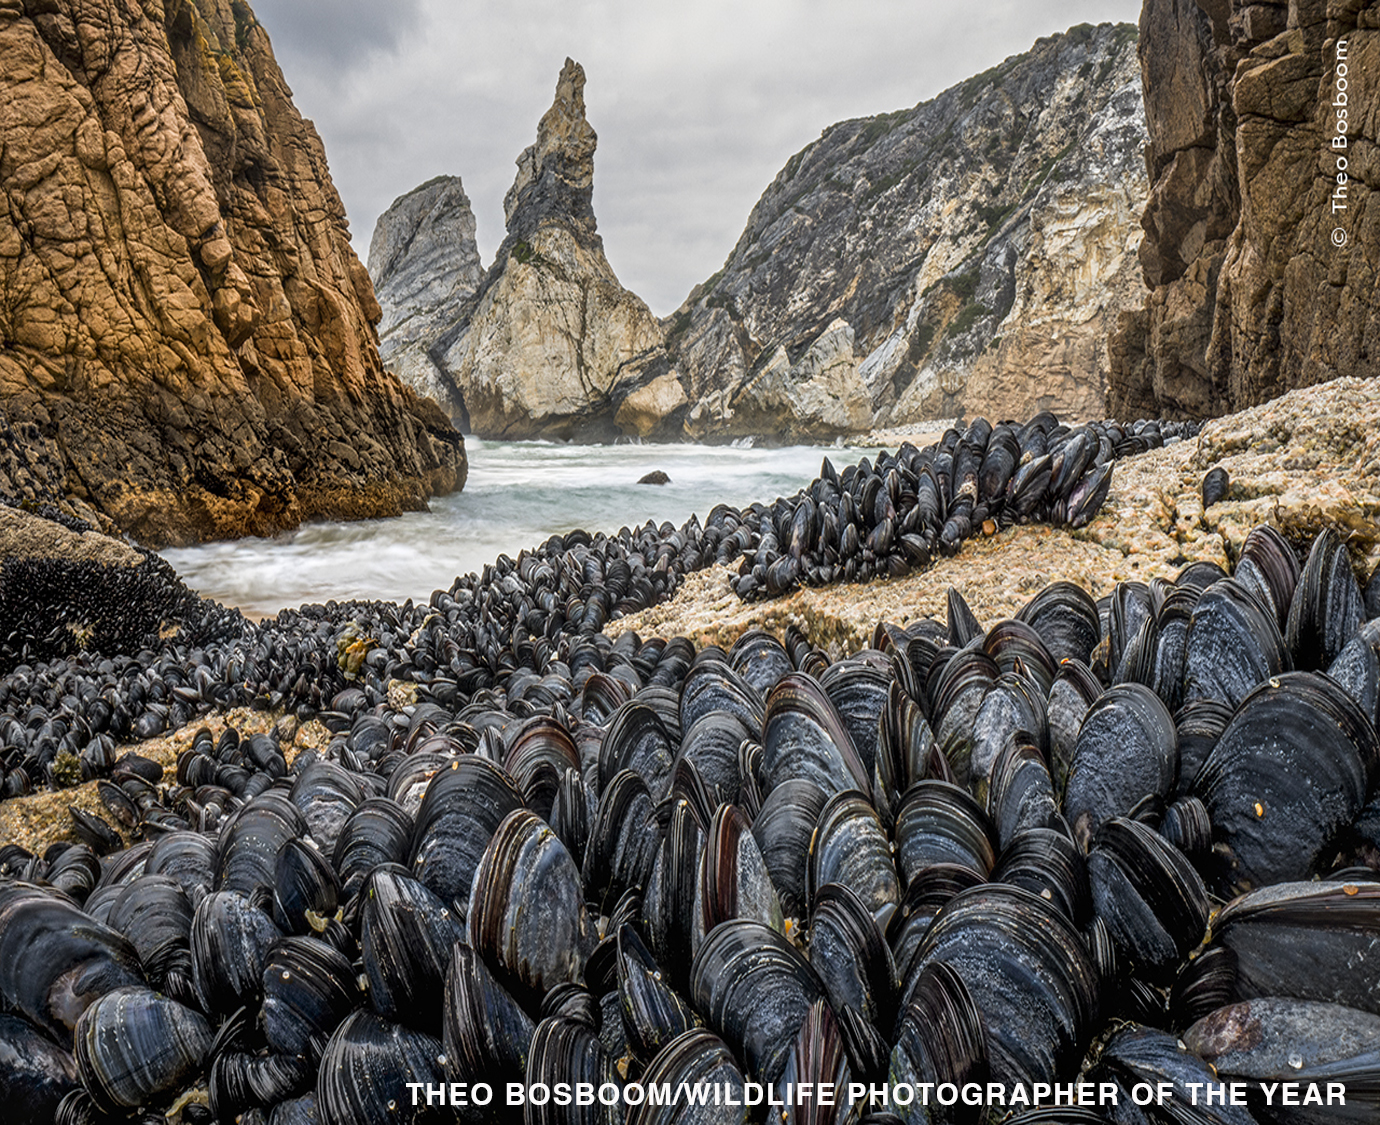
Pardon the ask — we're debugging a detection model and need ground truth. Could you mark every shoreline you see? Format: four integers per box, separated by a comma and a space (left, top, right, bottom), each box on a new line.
3, 379, 1377, 856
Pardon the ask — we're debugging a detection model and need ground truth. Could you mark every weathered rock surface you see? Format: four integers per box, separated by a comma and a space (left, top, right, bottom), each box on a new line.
661, 22, 1149, 439
422, 59, 666, 438
1109, 0, 1380, 419
368, 176, 483, 415
0, 0, 465, 546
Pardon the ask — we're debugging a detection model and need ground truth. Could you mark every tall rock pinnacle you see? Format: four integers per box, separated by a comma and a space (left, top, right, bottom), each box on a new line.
414, 60, 666, 438
503, 58, 599, 244
368, 177, 484, 413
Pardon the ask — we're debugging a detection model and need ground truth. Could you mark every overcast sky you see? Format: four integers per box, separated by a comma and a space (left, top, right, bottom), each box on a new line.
252, 0, 1143, 316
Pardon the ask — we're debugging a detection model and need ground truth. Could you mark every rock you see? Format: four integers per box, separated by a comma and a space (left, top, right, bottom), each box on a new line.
423, 59, 666, 438
720, 318, 871, 441
1109, 2, 1380, 418
668, 21, 1149, 434
0, 0, 466, 546
616, 373, 690, 439
637, 470, 670, 486
368, 176, 484, 418
0, 504, 242, 674
611, 377, 1380, 656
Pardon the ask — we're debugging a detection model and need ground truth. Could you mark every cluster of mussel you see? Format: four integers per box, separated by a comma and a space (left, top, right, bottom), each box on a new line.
0, 410, 1190, 807
2, 521, 1380, 1124
725, 414, 1197, 600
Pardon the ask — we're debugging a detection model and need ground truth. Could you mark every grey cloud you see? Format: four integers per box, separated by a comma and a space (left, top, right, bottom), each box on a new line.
251, 0, 425, 71
256, 0, 1143, 314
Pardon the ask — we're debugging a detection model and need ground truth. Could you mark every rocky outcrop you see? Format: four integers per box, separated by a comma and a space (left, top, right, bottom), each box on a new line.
1109, 1, 1380, 419
612, 377, 1380, 656
421, 59, 666, 438
0, 503, 243, 674
368, 176, 483, 415
0, 0, 465, 547
659, 22, 1149, 438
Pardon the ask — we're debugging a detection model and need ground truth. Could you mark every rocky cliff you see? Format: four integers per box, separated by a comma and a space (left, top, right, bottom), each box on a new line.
659, 22, 1149, 440
1109, 0, 1379, 419
372, 27, 1149, 443
415, 59, 665, 439
0, 0, 465, 547
367, 175, 483, 415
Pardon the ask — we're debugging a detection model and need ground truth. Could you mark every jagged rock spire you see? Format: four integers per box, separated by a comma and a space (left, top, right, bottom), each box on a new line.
503, 58, 599, 245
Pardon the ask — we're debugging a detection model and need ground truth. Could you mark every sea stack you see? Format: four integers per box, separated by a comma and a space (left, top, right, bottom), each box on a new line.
368, 176, 484, 417
0, 0, 465, 547
425, 59, 666, 438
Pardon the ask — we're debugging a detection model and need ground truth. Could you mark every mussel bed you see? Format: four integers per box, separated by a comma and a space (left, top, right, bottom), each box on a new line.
2, 415, 1380, 1125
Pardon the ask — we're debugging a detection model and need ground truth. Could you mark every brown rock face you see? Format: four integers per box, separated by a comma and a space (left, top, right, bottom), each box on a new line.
1109, 0, 1379, 418
0, 0, 465, 547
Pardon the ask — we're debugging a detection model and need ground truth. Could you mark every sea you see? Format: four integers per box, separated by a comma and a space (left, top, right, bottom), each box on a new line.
158, 438, 899, 618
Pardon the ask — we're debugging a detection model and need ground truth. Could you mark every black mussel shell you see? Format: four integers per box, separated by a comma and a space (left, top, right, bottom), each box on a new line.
1207, 881, 1380, 1014
333, 797, 413, 901
690, 919, 828, 1086
625, 1028, 746, 1125
808, 789, 900, 918
191, 889, 285, 1017
893, 780, 996, 886
617, 923, 698, 1062
729, 630, 794, 696
273, 838, 341, 936
1329, 619, 1380, 733
74, 986, 213, 1114
907, 884, 1097, 1088
1087, 817, 1209, 983
1201, 466, 1229, 508
316, 1011, 445, 1125
1017, 581, 1102, 667
442, 943, 533, 1083
1185, 997, 1380, 1124
888, 961, 987, 1118
262, 935, 361, 1058
0, 1012, 80, 1120
0, 883, 145, 1044
698, 803, 783, 945
1089, 1024, 1256, 1125
762, 673, 871, 798
750, 779, 827, 920
1182, 578, 1290, 710
808, 882, 898, 1031
524, 1016, 620, 1125
992, 826, 1090, 927
469, 809, 597, 1011
106, 874, 196, 1006
216, 793, 307, 898
1287, 528, 1365, 673
359, 869, 464, 1033
408, 756, 524, 911
1064, 683, 1176, 852
1192, 672, 1378, 895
